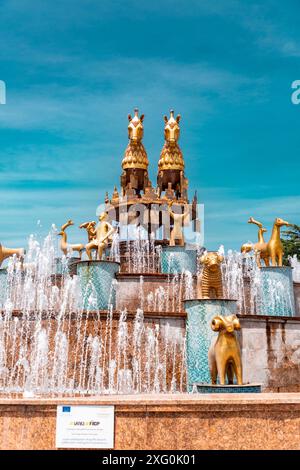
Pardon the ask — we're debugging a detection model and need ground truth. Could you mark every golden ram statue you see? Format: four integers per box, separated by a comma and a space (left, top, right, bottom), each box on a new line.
208, 314, 243, 385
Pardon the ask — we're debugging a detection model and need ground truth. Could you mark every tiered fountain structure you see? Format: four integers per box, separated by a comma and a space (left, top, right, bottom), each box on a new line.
0, 109, 298, 399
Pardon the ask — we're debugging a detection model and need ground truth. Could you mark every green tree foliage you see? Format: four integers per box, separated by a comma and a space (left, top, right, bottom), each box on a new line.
281, 224, 300, 265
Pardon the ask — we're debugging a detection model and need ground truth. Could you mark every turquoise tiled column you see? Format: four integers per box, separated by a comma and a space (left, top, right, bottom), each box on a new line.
161, 246, 197, 274
184, 299, 237, 388
258, 266, 295, 317
77, 260, 119, 310
54, 257, 80, 275
0, 268, 7, 308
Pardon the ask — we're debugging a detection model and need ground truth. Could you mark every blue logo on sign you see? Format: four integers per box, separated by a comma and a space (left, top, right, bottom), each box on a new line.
62, 406, 71, 412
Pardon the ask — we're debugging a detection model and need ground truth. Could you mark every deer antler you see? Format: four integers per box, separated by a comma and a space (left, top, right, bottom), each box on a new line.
61, 219, 74, 232
248, 217, 263, 228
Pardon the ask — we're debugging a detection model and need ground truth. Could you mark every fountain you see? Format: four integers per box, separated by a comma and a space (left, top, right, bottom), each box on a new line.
0, 108, 299, 449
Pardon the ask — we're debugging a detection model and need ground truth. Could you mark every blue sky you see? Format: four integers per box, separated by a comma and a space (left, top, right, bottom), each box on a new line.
0, 0, 299, 250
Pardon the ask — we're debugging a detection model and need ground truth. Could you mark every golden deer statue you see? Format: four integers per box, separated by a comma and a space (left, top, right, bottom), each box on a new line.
208, 314, 243, 385
85, 212, 115, 261
266, 217, 290, 267
241, 217, 269, 267
58, 220, 84, 258
0, 243, 25, 268
199, 252, 224, 299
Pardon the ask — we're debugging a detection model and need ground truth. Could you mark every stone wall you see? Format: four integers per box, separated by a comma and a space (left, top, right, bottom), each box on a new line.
240, 315, 300, 391
0, 394, 300, 450
294, 282, 300, 316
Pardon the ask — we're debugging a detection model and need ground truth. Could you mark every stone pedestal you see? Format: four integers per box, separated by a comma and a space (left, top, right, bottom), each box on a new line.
77, 260, 119, 310
161, 246, 197, 274
0, 268, 7, 308
184, 299, 237, 388
258, 267, 295, 317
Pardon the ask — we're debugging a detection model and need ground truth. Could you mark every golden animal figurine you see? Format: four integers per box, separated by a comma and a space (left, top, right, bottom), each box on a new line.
241, 217, 269, 267
157, 110, 188, 200
266, 217, 290, 267
120, 109, 150, 196
58, 220, 84, 258
168, 201, 189, 246
208, 314, 243, 385
200, 252, 224, 299
79, 221, 97, 242
0, 243, 25, 268
85, 212, 115, 261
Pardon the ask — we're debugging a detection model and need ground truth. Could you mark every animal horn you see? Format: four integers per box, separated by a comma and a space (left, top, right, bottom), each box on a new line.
211, 316, 224, 331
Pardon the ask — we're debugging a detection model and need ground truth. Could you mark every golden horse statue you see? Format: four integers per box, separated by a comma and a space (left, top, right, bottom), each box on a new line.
208, 314, 243, 385
120, 109, 150, 195
58, 220, 84, 258
241, 217, 269, 267
0, 243, 25, 268
157, 110, 188, 200
266, 217, 290, 267
85, 212, 115, 261
168, 201, 189, 246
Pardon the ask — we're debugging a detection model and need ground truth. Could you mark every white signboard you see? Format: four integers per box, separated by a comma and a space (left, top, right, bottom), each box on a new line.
56, 405, 114, 449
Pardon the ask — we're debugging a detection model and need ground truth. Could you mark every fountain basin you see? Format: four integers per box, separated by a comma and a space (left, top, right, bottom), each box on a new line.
161, 245, 197, 274
77, 260, 120, 310
184, 298, 237, 388
258, 266, 295, 317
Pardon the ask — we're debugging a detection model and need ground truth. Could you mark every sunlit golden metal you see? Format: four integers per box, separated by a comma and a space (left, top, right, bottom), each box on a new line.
158, 110, 184, 171
0, 243, 25, 268
121, 109, 149, 171
168, 201, 189, 246
85, 212, 115, 261
79, 221, 97, 242
58, 220, 84, 258
209, 314, 243, 385
199, 252, 224, 299
241, 217, 269, 267
266, 217, 291, 267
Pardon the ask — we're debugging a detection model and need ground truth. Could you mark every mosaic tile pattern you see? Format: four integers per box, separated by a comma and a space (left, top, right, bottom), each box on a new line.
77, 260, 119, 310
258, 267, 295, 317
195, 384, 262, 393
0, 269, 7, 308
54, 257, 80, 275
184, 299, 237, 387
161, 246, 197, 274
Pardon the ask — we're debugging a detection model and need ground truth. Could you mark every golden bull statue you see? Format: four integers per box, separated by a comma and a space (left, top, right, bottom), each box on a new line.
199, 251, 224, 299
208, 314, 243, 385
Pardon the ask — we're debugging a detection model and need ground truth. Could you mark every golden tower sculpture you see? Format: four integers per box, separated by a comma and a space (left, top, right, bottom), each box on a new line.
120, 109, 151, 197
208, 315, 243, 385
157, 110, 188, 201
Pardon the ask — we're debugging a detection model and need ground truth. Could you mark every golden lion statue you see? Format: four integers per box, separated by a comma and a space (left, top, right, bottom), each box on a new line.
199, 251, 224, 299
208, 314, 243, 385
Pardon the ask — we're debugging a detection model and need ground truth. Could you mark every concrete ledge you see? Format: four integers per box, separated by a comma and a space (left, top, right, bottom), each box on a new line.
0, 393, 300, 449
